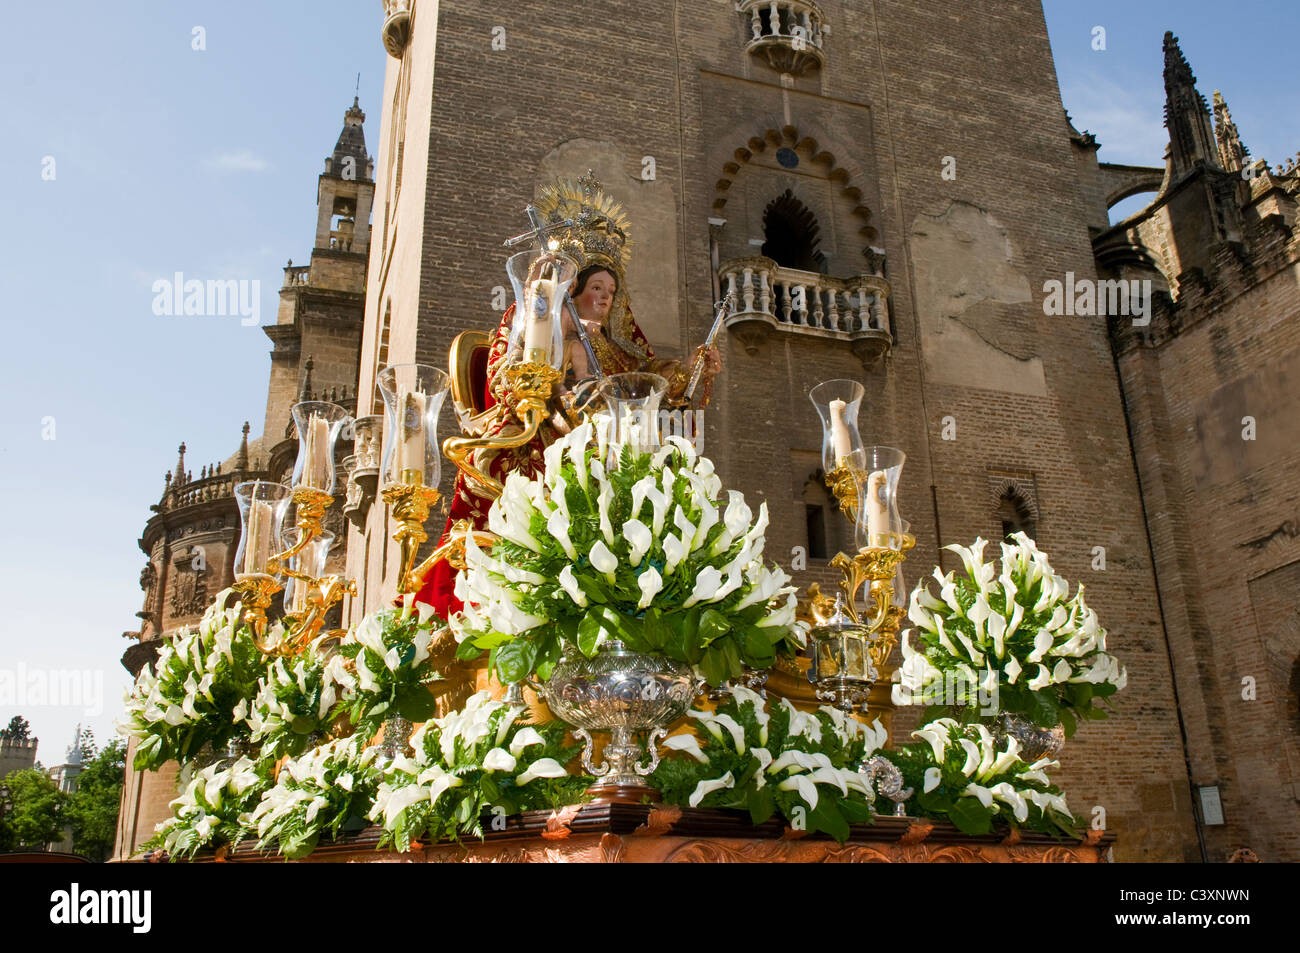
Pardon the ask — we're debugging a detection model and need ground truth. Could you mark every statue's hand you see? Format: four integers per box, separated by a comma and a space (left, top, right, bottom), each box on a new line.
694, 345, 722, 376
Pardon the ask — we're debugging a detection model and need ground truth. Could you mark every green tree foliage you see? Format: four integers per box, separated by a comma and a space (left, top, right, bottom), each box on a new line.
1, 715, 32, 743
65, 739, 125, 862
0, 769, 65, 850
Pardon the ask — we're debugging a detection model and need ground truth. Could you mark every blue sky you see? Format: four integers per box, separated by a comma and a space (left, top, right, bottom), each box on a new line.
1, 1, 1295, 764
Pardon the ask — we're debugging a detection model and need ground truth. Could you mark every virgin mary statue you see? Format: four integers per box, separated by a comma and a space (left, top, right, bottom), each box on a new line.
413, 171, 722, 619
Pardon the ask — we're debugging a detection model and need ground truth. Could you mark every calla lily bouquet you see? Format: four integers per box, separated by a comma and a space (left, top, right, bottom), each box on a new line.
120, 590, 269, 770
650, 687, 889, 843
244, 645, 337, 761
370, 691, 590, 846
895, 533, 1126, 736
142, 755, 272, 860
449, 423, 807, 687
247, 737, 382, 859
892, 718, 1077, 837
331, 600, 444, 729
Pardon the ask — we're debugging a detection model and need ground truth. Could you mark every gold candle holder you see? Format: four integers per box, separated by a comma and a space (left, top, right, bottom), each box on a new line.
381, 480, 443, 595
233, 485, 355, 657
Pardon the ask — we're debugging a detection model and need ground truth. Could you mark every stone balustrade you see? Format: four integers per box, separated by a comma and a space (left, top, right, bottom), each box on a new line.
737, 0, 826, 74
282, 264, 309, 288
722, 250, 894, 343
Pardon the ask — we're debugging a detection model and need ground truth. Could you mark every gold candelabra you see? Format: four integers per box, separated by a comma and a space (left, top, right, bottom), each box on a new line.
232, 485, 356, 657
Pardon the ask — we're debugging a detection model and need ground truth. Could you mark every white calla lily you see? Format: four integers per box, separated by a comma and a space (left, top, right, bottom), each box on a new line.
923, 767, 943, 793
482, 747, 518, 773
688, 771, 735, 808
547, 510, 578, 560
508, 727, 546, 757
515, 758, 569, 785
988, 782, 1029, 822
636, 565, 663, 609
777, 773, 819, 810
624, 518, 653, 566
589, 540, 618, 583
662, 733, 708, 764
558, 564, 588, 607
682, 566, 723, 608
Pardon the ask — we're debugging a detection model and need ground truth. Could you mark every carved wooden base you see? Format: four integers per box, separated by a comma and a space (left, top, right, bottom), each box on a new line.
169, 804, 1112, 864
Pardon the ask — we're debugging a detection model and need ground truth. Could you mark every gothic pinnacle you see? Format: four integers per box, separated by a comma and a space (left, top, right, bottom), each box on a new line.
299, 357, 315, 402
237, 421, 251, 470
173, 443, 187, 487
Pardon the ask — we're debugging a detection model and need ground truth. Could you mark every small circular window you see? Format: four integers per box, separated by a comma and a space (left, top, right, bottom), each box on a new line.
776, 148, 799, 169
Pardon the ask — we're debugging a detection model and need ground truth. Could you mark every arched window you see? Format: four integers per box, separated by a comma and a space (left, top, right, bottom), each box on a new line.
762, 189, 827, 274
996, 489, 1037, 541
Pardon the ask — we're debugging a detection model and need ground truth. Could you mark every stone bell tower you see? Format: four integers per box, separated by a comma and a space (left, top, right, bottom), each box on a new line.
343, 0, 1202, 860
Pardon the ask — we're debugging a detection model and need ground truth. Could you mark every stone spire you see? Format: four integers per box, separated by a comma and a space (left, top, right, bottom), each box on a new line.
236, 421, 251, 470
1212, 90, 1250, 173
1163, 32, 1220, 176
299, 357, 315, 402
172, 443, 188, 487
326, 97, 372, 180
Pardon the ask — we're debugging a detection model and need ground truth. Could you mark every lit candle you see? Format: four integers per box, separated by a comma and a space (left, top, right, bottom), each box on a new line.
399, 389, 427, 480
829, 398, 853, 465
301, 414, 331, 489
865, 469, 889, 544
242, 498, 273, 575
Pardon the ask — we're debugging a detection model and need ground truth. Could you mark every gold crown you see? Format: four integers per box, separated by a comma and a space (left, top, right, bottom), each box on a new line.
534, 171, 631, 278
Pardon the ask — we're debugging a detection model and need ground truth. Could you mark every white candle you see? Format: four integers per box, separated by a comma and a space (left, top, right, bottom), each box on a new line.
242, 498, 273, 575
829, 398, 853, 465
523, 275, 557, 359
399, 389, 427, 479
865, 469, 889, 543
302, 414, 331, 489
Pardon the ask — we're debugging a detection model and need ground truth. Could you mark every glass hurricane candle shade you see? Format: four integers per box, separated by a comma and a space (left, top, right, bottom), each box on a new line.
809, 379, 865, 473
282, 529, 335, 614
848, 446, 906, 550
596, 372, 668, 466
234, 481, 293, 580
290, 402, 352, 494
505, 250, 576, 369
377, 364, 451, 488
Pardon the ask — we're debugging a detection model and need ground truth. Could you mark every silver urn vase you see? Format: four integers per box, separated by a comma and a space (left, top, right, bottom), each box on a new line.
537, 640, 701, 803
995, 713, 1065, 762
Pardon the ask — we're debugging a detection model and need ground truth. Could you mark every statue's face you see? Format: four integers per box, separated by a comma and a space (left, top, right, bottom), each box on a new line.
573, 270, 616, 322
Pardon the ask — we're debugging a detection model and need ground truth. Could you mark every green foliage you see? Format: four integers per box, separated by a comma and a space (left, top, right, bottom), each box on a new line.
1, 715, 32, 743
64, 739, 126, 861
1, 768, 65, 849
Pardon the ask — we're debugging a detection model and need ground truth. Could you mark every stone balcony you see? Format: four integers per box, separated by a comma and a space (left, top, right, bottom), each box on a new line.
381, 0, 412, 58
719, 256, 893, 366
737, 0, 827, 75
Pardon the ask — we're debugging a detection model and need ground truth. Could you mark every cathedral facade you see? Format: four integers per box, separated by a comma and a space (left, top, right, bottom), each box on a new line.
114, 1, 1299, 863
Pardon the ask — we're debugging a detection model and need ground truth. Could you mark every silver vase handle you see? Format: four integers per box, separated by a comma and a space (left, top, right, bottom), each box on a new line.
635, 727, 667, 776
574, 728, 610, 778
